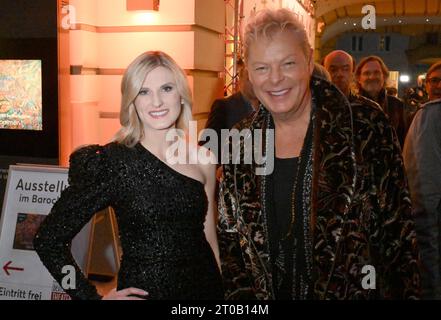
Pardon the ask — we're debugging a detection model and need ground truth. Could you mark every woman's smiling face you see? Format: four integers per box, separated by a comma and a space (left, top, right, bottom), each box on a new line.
134, 66, 182, 133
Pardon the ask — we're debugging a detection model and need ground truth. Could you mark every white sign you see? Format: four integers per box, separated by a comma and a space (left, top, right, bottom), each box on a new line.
0, 165, 92, 300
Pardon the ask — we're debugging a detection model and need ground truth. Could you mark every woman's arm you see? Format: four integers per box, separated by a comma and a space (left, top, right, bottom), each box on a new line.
200, 149, 221, 271
33, 145, 147, 300
33, 146, 111, 299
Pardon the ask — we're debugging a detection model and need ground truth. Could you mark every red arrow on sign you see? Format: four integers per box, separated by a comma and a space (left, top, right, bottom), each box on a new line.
3, 261, 24, 276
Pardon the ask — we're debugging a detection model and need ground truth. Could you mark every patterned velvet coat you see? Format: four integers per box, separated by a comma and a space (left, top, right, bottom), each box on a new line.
218, 77, 421, 300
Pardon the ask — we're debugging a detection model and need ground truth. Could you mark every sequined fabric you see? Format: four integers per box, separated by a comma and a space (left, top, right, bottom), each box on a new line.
34, 142, 224, 300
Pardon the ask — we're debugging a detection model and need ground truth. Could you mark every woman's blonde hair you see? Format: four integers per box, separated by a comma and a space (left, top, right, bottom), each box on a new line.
243, 8, 312, 62
114, 51, 193, 147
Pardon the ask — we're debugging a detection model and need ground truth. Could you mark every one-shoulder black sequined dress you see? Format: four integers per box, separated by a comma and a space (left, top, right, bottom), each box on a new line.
34, 142, 224, 300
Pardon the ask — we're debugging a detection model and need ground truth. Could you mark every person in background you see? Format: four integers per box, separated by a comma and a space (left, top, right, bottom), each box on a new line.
386, 86, 398, 98
424, 60, 441, 102
355, 56, 408, 146
312, 62, 331, 82
323, 50, 390, 134
403, 86, 428, 118
403, 60, 441, 299
218, 8, 420, 300
34, 51, 224, 300
200, 59, 258, 165
323, 50, 356, 99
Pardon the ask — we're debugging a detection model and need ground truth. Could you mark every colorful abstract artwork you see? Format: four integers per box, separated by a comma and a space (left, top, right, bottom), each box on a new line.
0, 60, 42, 130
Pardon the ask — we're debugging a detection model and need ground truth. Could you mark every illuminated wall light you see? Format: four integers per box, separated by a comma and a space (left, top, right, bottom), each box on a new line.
133, 11, 159, 25
400, 75, 410, 83
127, 0, 159, 11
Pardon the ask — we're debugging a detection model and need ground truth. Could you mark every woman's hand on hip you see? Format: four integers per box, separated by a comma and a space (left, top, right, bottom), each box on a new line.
102, 287, 149, 300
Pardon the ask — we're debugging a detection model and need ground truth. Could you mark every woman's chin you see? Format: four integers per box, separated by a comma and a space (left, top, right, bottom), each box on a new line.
145, 122, 177, 132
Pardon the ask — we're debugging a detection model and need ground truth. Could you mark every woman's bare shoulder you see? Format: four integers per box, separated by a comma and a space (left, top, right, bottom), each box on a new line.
188, 143, 217, 180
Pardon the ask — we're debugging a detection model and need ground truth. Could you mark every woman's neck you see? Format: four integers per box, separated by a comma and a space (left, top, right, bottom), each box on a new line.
139, 128, 179, 160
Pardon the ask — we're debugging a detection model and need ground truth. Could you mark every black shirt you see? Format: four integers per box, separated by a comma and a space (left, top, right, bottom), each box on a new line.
270, 156, 299, 299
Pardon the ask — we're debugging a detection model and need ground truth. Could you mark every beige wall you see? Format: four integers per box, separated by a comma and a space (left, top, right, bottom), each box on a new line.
59, 0, 225, 163
58, 0, 72, 166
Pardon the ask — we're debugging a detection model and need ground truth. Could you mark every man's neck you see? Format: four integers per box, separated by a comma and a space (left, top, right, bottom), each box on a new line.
367, 92, 380, 102
272, 95, 312, 131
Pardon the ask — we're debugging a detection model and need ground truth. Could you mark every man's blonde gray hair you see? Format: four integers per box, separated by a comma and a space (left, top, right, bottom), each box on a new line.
243, 8, 312, 61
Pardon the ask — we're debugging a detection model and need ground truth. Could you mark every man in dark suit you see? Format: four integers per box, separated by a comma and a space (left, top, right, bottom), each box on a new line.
199, 62, 257, 165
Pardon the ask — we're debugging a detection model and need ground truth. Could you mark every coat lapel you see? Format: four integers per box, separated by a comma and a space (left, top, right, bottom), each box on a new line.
310, 78, 356, 297
231, 108, 274, 298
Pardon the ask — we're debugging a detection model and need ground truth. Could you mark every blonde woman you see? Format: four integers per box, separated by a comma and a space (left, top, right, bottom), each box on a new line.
34, 51, 223, 300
